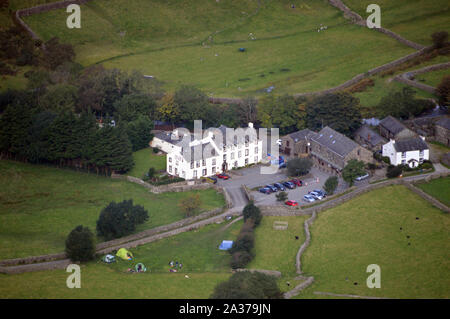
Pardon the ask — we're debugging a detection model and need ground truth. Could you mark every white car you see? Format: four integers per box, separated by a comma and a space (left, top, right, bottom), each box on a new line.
355, 173, 370, 181
303, 194, 316, 202
308, 191, 324, 200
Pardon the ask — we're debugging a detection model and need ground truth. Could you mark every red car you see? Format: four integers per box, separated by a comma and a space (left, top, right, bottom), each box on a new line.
285, 200, 298, 207
290, 179, 302, 187
216, 173, 230, 180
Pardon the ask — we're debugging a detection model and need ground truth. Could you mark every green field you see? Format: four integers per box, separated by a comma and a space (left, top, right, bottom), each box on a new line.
344, 0, 450, 46
0, 219, 243, 298
295, 185, 450, 299
416, 177, 450, 207
415, 68, 449, 88
128, 147, 167, 178
0, 160, 225, 259
22, 0, 419, 97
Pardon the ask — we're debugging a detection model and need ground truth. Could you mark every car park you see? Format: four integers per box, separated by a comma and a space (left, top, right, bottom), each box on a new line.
285, 200, 298, 207
265, 184, 278, 192
290, 179, 302, 187
308, 191, 324, 200
259, 187, 272, 194
303, 194, 316, 202
282, 181, 296, 189
274, 182, 286, 191
313, 189, 327, 197
355, 173, 370, 181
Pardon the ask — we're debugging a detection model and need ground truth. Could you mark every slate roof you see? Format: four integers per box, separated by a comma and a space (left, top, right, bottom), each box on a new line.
393, 137, 428, 153
435, 117, 450, 130
379, 116, 407, 135
181, 142, 218, 162
311, 126, 359, 157
287, 129, 315, 143
355, 125, 386, 146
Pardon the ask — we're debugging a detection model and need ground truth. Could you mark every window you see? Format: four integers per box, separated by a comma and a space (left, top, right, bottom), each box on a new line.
190, 162, 194, 169
202, 159, 206, 166
169, 165, 172, 173
238, 151, 242, 158
402, 152, 406, 158
254, 156, 258, 163
419, 150, 424, 157
212, 167, 216, 174
196, 161, 200, 168
212, 158, 216, 166
245, 149, 249, 156
231, 153, 235, 159
193, 170, 197, 178
255, 147, 258, 154
175, 168, 178, 175
401, 160, 406, 165
202, 168, 207, 176
223, 154, 226, 161
169, 157, 172, 163
286, 141, 290, 147
245, 158, 248, 165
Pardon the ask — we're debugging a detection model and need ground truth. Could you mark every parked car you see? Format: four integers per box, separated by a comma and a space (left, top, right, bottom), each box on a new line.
282, 181, 296, 189
203, 177, 217, 184
265, 184, 278, 192
313, 189, 327, 197
303, 194, 316, 202
285, 200, 298, 207
290, 179, 303, 187
308, 191, 324, 200
216, 173, 230, 180
355, 173, 370, 181
259, 187, 272, 194
274, 182, 286, 191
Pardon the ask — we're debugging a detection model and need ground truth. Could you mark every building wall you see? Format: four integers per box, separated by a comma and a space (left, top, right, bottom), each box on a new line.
345, 145, 373, 164
435, 126, 450, 146
150, 137, 181, 154
382, 140, 429, 167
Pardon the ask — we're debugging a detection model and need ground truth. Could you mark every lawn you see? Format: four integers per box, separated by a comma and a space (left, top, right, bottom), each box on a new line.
246, 215, 309, 292
128, 147, 166, 179
295, 185, 450, 299
22, 0, 415, 97
0, 218, 242, 298
415, 176, 450, 207
0, 160, 225, 259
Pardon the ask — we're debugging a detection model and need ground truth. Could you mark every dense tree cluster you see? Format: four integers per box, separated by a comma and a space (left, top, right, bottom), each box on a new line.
287, 157, 313, 177
323, 176, 338, 195
210, 271, 283, 299
96, 199, 149, 240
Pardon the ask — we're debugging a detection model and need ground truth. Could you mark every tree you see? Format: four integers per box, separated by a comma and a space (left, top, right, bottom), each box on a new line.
242, 202, 262, 226
306, 92, 362, 137
436, 75, 450, 107
342, 159, 366, 186
431, 31, 448, 49
386, 165, 403, 178
173, 85, 209, 126
40, 84, 78, 112
42, 37, 75, 70
323, 176, 338, 195
96, 200, 149, 240
65, 225, 96, 262
114, 93, 157, 122
275, 191, 288, 202
124, 115, 154, 151
210, 271, 283, 299
157, 93, 179, 124
287, 158, 312, 177
377, 87, 434, 119
178, 193, 202, 217
236, 96, 258, 125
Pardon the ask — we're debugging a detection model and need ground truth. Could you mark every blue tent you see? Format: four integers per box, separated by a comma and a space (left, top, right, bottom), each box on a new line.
219, 240, 234, 250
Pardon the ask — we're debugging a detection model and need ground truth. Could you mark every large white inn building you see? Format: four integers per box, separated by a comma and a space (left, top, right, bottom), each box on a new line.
151, 123, 263, 180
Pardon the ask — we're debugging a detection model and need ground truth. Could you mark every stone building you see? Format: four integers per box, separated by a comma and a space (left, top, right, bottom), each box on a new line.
354, 125, 387, 151
308, 126, 373, 175
434, 117, 450, 147
280, 129, 315, 157
379, 115, 416, 140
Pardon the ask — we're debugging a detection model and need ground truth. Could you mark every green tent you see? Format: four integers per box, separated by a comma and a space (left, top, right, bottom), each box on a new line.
116, 248, 133, 260
135, 263, 147, 272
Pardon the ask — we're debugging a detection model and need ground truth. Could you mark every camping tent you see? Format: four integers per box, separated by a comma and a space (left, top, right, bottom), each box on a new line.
135, 263, 147, 272
116, 248, 133, 260
219, 240, 234, 250
103, 254, 116, 263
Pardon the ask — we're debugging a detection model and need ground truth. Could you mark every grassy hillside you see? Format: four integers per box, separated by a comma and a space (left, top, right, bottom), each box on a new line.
0, 160, 225, 259
296, 185, 450, 299
22, 0, 418, 97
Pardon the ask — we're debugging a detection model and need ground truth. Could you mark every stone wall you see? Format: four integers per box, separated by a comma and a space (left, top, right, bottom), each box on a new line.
394, 62, 450, 94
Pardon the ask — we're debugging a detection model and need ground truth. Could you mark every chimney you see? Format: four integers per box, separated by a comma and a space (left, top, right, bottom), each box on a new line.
248, 122, 254, 128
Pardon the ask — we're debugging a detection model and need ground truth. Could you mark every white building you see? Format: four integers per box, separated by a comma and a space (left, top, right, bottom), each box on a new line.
382, 136, 429, 168
151, 123, 263, 180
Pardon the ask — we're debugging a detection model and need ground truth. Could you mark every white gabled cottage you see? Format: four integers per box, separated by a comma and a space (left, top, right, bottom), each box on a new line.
382, 136, 429, 168
152, 123, 263, 180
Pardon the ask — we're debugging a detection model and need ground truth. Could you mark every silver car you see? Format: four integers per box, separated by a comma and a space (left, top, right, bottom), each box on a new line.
303, 194, 316, 202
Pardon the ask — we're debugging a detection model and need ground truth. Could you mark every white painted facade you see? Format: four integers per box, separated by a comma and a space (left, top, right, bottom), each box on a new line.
159, 123, 263, 180
382, 139, 429, 168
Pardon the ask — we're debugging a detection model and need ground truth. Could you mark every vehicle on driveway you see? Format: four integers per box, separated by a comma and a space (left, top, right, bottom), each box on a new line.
285, 200, 298, 207
290, 179, 302, 187
308, 191, 324, 200
265, 184, 278, 192
355, 173, 370, 181
313, 189, 327, 197
274, 182, 286, 191
282, 181, 296, 189
303, 194, 316, 202
259, 187, 272, 194
216, 173, 230, 180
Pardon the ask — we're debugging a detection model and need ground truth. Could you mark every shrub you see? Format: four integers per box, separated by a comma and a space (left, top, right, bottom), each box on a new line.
210, 271, 283, 299
230, 250, 254, 269
342, 159, 366, 186
287, 158, 313, 176
431, 31, 448, 49
323, 176, 338, 195
178, 193, 202, 217
230, 231, 255, 254
65, 225, 96, 262
96, 200, 149, 240
242, 202, 262, 226
275, 191, 288, 202
386, 165, 403, 178
382, 156, 391, 164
